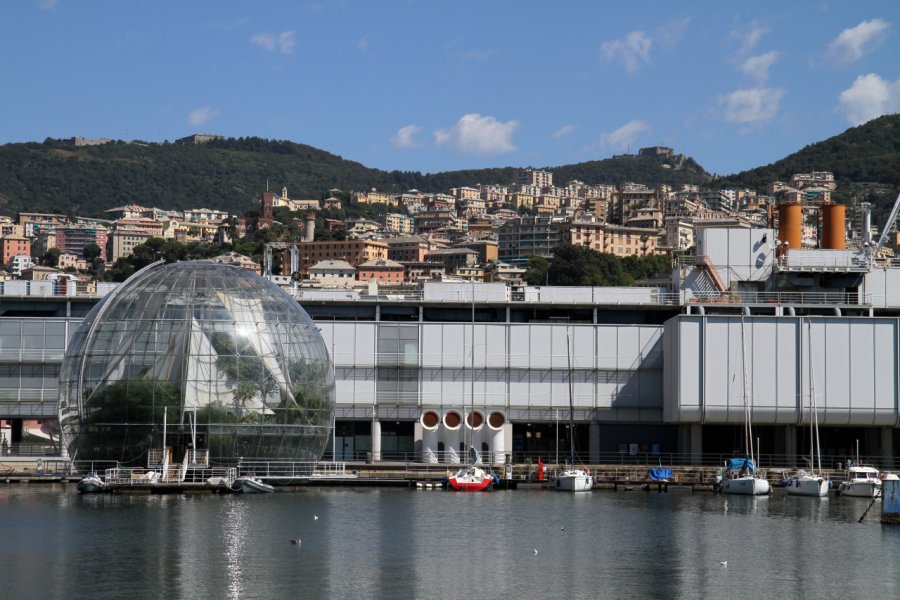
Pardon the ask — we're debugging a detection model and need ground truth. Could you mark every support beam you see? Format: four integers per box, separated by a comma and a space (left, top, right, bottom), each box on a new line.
589, 421, 600, 464
371, 420, 382, 462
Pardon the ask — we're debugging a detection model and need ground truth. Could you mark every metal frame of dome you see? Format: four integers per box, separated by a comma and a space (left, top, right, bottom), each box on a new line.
59, 260, 334, 463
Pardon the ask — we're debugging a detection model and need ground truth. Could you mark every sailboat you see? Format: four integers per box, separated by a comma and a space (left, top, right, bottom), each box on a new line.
448, 282, 493, 492
787, 321, 828, 497
554, 330, 593, 492
721, 316, 770, 496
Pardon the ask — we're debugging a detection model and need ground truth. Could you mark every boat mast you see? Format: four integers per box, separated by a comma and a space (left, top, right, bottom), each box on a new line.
809, 321, 822, 475
740, 316, 755, 467
566, 330, 575, 465
469, 280, 475, 461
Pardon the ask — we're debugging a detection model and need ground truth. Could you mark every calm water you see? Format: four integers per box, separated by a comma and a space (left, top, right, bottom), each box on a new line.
1, 484, 899, 599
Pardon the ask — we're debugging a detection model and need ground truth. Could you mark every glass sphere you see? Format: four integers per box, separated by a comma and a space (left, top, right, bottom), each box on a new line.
59, 261, 334, 463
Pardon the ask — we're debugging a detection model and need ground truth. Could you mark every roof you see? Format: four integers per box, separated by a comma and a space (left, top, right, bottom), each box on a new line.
358, 258, 404, 269
310, 259, 355, 272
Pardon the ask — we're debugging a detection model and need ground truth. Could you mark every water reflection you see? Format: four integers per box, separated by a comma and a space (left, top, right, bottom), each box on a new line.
0, 486, 898, 599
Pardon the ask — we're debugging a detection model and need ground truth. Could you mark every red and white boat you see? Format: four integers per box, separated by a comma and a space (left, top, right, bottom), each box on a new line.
448, 464, 493, 491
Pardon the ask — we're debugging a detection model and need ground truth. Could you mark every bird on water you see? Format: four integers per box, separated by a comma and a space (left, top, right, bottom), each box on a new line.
719, 561, 727, 567
291, 539, 302, 545
314, 515, 319, 520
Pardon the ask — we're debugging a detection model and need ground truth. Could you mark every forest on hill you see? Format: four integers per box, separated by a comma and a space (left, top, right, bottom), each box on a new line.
0, 113, 897, 220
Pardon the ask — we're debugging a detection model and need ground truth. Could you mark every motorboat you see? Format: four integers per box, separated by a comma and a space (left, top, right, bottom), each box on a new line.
447, 464, 493, 492
232, 476, 275, 493
76, 471, 105, 493
555, 468, 593, 492
787, 322, 828, 498
838, 466, 881, 498
785, 470, 828, 497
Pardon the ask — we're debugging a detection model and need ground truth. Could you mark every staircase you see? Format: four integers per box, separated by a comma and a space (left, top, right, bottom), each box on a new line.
696, 254, 727, 294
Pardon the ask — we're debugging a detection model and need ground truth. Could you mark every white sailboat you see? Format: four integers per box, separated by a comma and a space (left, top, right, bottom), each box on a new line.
787, 321, 828, 497
555, 330, 593, 492
722, 316, 770, 496
448, 282, 493, 492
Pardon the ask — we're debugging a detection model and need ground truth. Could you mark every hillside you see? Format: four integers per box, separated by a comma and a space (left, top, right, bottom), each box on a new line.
0, 137, 707, 218
0, 115, 897, 219
716, 114, 900, 222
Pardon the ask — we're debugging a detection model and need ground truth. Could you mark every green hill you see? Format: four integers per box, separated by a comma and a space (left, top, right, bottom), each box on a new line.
0, 115, 898, 220
716, 114, 900, 222
0, 137, 707, 218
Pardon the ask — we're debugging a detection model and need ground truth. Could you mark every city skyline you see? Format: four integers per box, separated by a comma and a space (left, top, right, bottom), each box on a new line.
2, 1, 898, 177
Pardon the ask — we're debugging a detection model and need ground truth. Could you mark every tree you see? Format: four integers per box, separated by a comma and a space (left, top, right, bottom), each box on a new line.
83, 242, 102, 263
524, 255, 550, 286
42, 247, 60, 267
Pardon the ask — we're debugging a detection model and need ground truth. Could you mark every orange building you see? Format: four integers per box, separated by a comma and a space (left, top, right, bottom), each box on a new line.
1, 235, 31, 266
356, 258, 405, 284
284, 240, 389, 276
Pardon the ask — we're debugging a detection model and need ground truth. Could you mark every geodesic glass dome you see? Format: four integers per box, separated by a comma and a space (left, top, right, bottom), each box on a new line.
59, 261, 334, 463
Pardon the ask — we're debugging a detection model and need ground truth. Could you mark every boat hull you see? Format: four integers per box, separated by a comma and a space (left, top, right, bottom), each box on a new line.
447, 465, 493, 491
722, 476, 770, 496
786, 476, 829, 497
555, 471, 593, 492
77, 479, 105, 494
233, 477, 275, 493
447, 477, 493, 492
838, 481, 881, 498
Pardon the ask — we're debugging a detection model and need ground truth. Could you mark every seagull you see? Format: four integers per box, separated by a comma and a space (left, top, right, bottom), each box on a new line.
719, 561, 727, 567
314, 515, 319, 521
533, 548, 538, 555
290, 539, 302, 545
560, 527, 565, 531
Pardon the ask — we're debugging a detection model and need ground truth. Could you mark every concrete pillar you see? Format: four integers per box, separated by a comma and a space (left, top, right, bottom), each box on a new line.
371, 420, 382, 462
881, 427, 894, 469
589, 422, 600, 464
678, 424, 703, 465
690, 424, 702, 466
413, 422, 423, 460
783, 425, 797, 467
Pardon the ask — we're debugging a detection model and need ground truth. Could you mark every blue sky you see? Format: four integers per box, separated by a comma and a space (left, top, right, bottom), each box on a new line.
2, 1, 899, 177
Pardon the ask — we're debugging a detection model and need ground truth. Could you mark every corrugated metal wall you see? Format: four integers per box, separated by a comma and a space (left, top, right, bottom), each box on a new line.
665, 315, 899, 426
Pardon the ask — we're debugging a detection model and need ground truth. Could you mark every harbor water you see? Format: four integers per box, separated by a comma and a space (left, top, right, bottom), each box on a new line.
1, 485, 899, 599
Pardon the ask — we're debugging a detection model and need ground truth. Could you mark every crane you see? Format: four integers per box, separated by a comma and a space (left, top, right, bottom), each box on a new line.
873, 192, 900, 262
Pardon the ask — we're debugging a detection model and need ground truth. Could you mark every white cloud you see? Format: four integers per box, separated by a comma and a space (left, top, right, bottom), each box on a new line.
740, 51, 779, 85
553, 124, 576, 140
730, 22, 769, 59
600, 31, 652, 73
434, 113, 520, 155
828, 19, 890, 66
598, 120, 651, 152
722, 88, 784, 124
390, 125, 422, 149
357, 35, 369, 52
655, 17, 691, 50
251, 31, 295, 54
38, 0, 58, 10
188, 106, 219, 126
837, 73, 900, 125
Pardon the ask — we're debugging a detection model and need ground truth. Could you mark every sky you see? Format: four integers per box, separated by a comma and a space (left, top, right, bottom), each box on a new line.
2, 1, 899, 178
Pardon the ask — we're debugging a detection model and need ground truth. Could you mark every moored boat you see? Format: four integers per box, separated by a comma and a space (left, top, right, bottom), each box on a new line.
447, 464, 493, 492
787, 322, 828, 498
722, 318, 770, 497
785, 470, 829, 497
76, 471, 106, 493
232, 476, 275, 493
555, 468, 593, 492
838, 466, 881, 498
721, 459, 771, 496
553, 331, 593, 493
